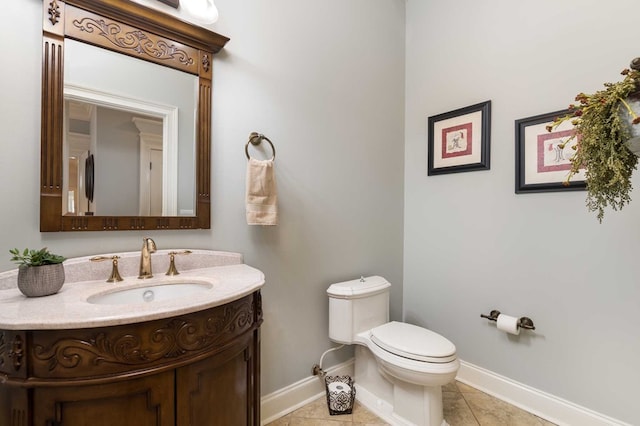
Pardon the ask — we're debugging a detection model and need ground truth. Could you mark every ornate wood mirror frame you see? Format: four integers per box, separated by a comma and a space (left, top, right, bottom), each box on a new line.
41, 0, 228, 231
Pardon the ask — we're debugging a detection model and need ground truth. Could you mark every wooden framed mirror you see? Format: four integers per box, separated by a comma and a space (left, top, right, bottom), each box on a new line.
41, 0, 228, 231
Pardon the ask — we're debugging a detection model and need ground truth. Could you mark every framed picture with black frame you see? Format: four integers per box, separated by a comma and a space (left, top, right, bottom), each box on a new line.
515, 110, 586, 193
427, 100, 491, 175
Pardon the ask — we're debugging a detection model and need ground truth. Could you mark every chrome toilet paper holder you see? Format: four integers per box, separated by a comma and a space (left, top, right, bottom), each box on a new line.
480, 310, 536, 330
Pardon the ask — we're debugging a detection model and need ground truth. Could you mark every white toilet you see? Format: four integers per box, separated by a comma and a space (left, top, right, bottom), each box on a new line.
327, 276, 459, 426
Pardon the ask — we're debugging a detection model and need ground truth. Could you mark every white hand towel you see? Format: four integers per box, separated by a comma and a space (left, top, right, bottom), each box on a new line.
246, 158, 278, 225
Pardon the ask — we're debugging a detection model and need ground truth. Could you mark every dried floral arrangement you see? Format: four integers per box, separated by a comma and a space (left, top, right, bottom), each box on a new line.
548, 64, 640, 222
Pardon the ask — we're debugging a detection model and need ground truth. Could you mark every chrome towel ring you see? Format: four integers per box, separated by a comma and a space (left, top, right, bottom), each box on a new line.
245, 132, 276, 161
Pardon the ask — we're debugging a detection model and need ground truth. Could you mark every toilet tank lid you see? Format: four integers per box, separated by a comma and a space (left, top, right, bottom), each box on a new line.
327, 276, 391, 299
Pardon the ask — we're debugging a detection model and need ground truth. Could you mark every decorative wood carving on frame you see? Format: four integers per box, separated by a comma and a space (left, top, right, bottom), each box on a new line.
73, 19, 194, 65
202, 53, 211, 73
48, 0, 61, 25
64, 7, 198, 74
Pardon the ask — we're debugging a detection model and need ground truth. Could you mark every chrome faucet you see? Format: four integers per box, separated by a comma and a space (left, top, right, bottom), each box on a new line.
138, 237, 157, 279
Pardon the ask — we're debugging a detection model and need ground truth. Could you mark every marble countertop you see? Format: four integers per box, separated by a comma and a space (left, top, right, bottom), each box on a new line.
0, 250, 265, 330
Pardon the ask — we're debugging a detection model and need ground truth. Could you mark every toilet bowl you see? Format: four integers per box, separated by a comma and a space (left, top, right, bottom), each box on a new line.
327, 276, 459, 426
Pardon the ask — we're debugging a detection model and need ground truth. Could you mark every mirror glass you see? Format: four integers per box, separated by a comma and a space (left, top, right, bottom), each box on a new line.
63, 39, 198, 217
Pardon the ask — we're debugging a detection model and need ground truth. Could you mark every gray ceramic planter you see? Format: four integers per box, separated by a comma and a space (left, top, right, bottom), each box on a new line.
17, 263, 65, 297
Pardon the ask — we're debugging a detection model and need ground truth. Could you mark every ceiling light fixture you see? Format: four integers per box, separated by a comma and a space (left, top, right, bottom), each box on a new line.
180, 0, 219, 24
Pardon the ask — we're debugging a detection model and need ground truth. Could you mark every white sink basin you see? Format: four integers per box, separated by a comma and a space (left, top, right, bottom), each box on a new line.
87, 282, 213, 305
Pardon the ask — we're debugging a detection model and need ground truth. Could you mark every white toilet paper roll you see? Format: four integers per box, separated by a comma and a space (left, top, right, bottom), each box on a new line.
328, 381, 351, 394
496, 314, 520, 335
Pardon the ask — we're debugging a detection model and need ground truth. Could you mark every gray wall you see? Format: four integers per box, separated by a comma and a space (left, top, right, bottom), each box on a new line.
0, 0, 405, 398
404, 1, 640, 424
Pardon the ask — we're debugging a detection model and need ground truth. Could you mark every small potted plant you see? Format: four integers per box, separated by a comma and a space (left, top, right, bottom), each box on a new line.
9, 247, 66, 297
548, 62, 640, 222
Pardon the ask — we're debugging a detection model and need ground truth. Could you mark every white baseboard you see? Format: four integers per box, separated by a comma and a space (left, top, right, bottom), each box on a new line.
261, 358, 630, 426
457, 360, 631, 426
260, 359, 354, 425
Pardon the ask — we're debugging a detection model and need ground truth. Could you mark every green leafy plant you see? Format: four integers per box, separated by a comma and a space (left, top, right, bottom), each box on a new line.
548, 68, 640, 222
9, 248, 66, 267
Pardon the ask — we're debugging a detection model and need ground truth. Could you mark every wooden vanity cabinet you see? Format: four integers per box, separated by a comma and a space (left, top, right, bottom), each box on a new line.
34, 372, 176, 426
0, 291, 262, 426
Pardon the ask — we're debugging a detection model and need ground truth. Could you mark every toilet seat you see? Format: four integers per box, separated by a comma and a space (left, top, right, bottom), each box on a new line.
370, 321, 457, 363
359, 326, 460, 387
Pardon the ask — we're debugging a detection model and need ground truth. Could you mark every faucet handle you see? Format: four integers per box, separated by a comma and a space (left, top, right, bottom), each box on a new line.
165, 250, 192, 276
90, 255, 123, 283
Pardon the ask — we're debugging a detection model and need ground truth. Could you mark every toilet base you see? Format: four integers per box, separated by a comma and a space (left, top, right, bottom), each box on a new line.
356, 385, 449, 426
354, 346, 450, 426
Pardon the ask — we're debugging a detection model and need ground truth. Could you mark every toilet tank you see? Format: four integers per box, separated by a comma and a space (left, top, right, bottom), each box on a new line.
327, 276, 391, 344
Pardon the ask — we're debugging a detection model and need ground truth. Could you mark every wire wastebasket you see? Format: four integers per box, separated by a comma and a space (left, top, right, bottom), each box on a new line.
324, 375, 355, 415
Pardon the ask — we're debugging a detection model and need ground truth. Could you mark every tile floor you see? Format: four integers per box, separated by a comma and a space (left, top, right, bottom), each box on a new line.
266, 381, 557, 426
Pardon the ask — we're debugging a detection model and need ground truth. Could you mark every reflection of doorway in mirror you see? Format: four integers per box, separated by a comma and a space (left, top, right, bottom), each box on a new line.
150, 149, 163, 216
64, 85, 179, 216
134, 117, 164, 216
68, 159, 78, 214
63, 99, 93, 216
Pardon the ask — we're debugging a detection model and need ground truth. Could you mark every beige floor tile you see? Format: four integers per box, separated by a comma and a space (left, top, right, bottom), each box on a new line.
443, 391, 480, 426
352, 423, 390, 426
443, 381, 459, 393
462, 392, 550, 426
290, 397, 353, 422
289, 418, 352, 426
351, 401, 390, 425
456, 381, 481, 394
266, 412, 292, 426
